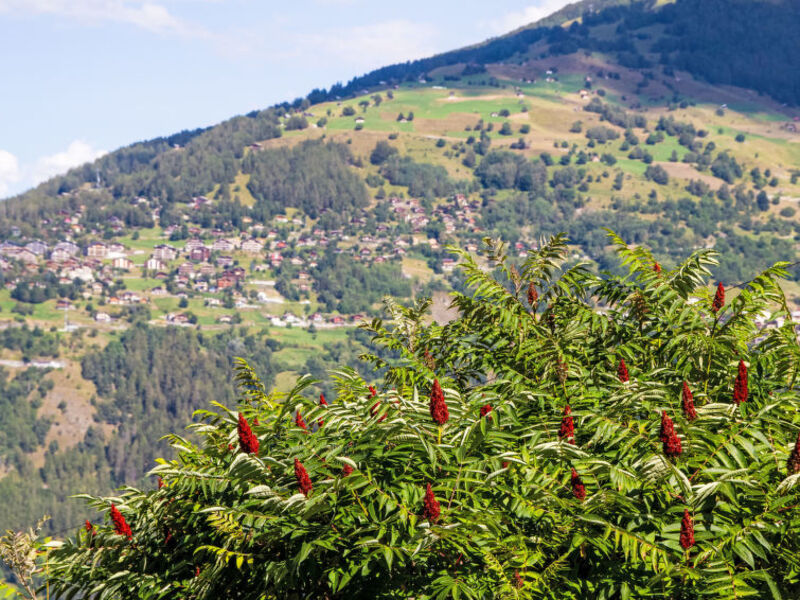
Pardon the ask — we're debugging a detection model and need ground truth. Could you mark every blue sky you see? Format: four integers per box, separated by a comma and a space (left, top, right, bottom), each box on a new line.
0, 0, 572, 198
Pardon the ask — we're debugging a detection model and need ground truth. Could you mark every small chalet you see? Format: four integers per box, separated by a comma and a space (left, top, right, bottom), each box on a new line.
212, 238, 234, 252
145, 257, 165, 271
241, 239, 264, 253
86, 241, 108, 258
112, 257, 134, 270
190, 246, 211, 262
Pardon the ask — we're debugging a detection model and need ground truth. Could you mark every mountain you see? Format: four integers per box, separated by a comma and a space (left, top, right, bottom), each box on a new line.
1, 0, 800, 545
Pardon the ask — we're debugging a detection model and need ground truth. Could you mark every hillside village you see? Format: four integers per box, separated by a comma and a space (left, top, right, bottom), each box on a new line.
0, 191, 517, 329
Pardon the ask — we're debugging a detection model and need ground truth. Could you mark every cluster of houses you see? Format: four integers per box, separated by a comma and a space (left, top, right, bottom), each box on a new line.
0, 191, 550, 329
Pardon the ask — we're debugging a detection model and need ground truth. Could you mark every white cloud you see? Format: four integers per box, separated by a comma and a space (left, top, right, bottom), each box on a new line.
0, 0, 209, 37
31, 140, 107, 187
489, 0, 574, 34
0, 150, 21, 198
301, 19, 440, 71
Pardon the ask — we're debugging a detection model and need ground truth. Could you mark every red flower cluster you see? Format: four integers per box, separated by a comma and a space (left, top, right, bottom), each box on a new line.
712, 282, 725, 313
370, 401, 387, 422
85, 520, 95, 535
787, 431, 800, 475
527, 282, 538, 306
342, 464, 354, 477
429, 379, 449, 425
252, 417, 259, 426
422, 483, 440, 522
733, 360, 748, 405
571, 468, 586, 501
480, 404, 493, 418
110, 504, 132, 539
559, 405, 575, 444
617, 359, 629, 383
660, 411, 682, 457
369, 386, 377, 398
681, 382, 697, 421
513, 570, 524, 589
680, 509, 695, 549
653, 262, 662, 273
318, 393, 328, 427
295, 410, 307, 430
237, 413, 259, 455
157, 477, 164, 489
294, 458, 312, 497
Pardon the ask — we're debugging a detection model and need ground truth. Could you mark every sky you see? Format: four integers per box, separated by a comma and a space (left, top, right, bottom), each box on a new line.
0, 0, 574, 198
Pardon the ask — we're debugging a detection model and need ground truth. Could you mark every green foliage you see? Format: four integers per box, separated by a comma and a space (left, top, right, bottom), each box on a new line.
370, 141, 398, 166
711, 152, 743, 184
644, 164, 669, 185
584, 98, 646, 130
80, 325, 278, 487
244, 140, 368, 220
313, 250, 412, 314
379, 155, 455, 199
284, 115, 309, 131
44, 234, 800, 599
0, 368, 53, 460
475, 151, 546, 192
585, 126, 620, 144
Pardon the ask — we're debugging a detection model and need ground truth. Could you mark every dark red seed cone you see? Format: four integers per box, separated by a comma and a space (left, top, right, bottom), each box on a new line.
85, 520, 95, 535
571, 468, 586, 501
559, 405, 575, 444
660, 411, 682, 456
527, 282, 538, 306
370, 401, 386, 422
295, 410, 307, 430
368, 386, 377, 398
157, 477, 164, 489
429, 379, 449, 425
513, 570, 523, 589
653, 262, 662, 273
787, 431, 800, 475
342, 464, 354, 477
422, 483, 440, 522
680, 509, 695, 549
110, 504, 132, 539
659, 411, 675, 443
617, 359, 629, 383
294, 458, 312, 497
480, 404, 493, 418
318, 393, 328, 426
712, 282, 725, 313
733, 360, 748, 405
664, 433, 682, 457
237, 413, 260, 454
252, 417, 259, 426
681, 382, 697, 421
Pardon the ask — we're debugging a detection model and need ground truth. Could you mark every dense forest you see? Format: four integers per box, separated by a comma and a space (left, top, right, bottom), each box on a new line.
244, 140, 369, 220
0, 325, 280, 535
